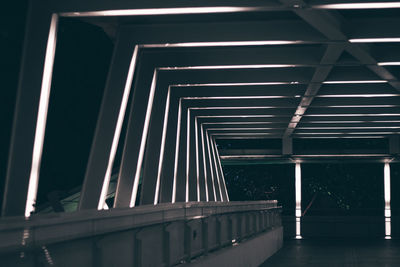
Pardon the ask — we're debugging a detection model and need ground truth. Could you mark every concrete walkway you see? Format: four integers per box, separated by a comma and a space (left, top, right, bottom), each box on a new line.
261, 239, 400, 267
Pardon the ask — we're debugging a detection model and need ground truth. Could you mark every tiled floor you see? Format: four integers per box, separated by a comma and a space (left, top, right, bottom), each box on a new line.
261, 239, 400, 267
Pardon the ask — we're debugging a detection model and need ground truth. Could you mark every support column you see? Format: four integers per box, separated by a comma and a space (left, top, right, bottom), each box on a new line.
212, 137, 229, 201
79, 33, 138, 210
2, 7, 55, 217
201, 125, 216, 201
295, 162, 302, 239
208, 133, 224, 201
159, 97, 181, 203
195, 117, 208, 201
140, 77, 172, 205
384, 162, 391, 239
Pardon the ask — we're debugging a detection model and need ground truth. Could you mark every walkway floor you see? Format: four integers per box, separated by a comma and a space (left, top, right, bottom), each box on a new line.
261, 239, 400, 267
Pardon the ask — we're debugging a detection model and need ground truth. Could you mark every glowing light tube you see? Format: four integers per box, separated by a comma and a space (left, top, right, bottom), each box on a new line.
384, 163, 391, 239
130, 71, 158, 207
295, 162, 302, 239
60, 6, 265, 17
313, 2, 400, 9
25, 14, 58, 217
98, 46, 139, 210
172, 99, 183, 203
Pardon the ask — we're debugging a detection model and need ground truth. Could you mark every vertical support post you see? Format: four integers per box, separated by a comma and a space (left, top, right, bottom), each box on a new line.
2, 8, 56, 217
212, 137, 229, 202
295, 162, 302, 239
207, 133, 223, 201
384, 162, 391, 239
80, 32, 138, 210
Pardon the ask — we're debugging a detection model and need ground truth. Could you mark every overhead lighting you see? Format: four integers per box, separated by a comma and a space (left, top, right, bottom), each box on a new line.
60, 6, 263, 17
163, 64, 298, 70
349, 38, 400, 43
173, 82, 298, 87
313, 2, 400, 9
378, 62, 400, 66
323, 80, 387, 84
182, 96, 295, 99
317, 94, 400, 97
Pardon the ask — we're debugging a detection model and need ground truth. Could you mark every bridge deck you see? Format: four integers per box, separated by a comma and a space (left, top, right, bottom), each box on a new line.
261, 239, 400, 267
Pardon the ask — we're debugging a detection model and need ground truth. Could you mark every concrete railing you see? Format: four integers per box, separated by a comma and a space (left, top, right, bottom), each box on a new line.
0, 201, 281, 266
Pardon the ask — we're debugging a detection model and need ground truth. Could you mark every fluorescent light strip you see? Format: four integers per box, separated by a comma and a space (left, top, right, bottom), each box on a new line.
317, 94, 400, 98
98, 46, 139, 210
350, 38, 400, 43
203, 122, 280, 125
313, 2, 400, 9
161, 64, 299, 70
323, 80, 387, 84
209, 134, 224, 201
206, 130, 218, 201
157, 40, 303, 48
153, 88, 171, 205
195, 117, 200, 202
186, 109, 190, 202
378, 62, 400, 66
200, 125, 209, 201
207, 127, 282, 131
130, 71, 158, 207
221, 155, 283, 159
213, 138, 229, 201
295, 132, 397, 135
172, 99, 183, 203
300, 126, 400, 129
317, 105, 400, 108
182, 96, 297, 99
60, 6, 266, 17
174, 82, 297, 87
295, 162, 302, 239
189, 106, 293, 110
197, 115, 288, 118
25, 14, 58, 217
297, 136, 386, 139
384, 163, 391, 238
303, 120, 400, 123
305, 114, 400, 117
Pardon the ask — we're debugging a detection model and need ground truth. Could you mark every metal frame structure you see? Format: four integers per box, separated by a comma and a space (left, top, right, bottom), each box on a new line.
3, 0, 400, 239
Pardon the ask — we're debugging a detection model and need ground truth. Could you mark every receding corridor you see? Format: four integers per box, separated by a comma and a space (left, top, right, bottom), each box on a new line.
261, 239, 400, 267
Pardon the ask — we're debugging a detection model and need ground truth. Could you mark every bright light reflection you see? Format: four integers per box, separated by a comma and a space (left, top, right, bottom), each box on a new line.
317, 94, 400, 98
200, 124, 209, 201
378, 62, 400, 66
313, 2, 400, 9
182, 96, 295, 99
61, 6, 265, 17
162, 64, 298, 70
350, 38, 400, 43
384, 163, 391, 238
172, 99, 183, 203
25, 14, 58, 217
323, 80, 387, 84
173, 82, 298, 87
295, 163, 302, 239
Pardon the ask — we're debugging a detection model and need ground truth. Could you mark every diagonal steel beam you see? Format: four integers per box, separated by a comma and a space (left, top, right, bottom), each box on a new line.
284, 44, 344, 137
282, 0, 400, 92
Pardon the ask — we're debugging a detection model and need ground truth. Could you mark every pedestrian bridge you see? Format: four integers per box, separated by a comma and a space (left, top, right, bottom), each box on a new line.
2, 0, 400, 266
